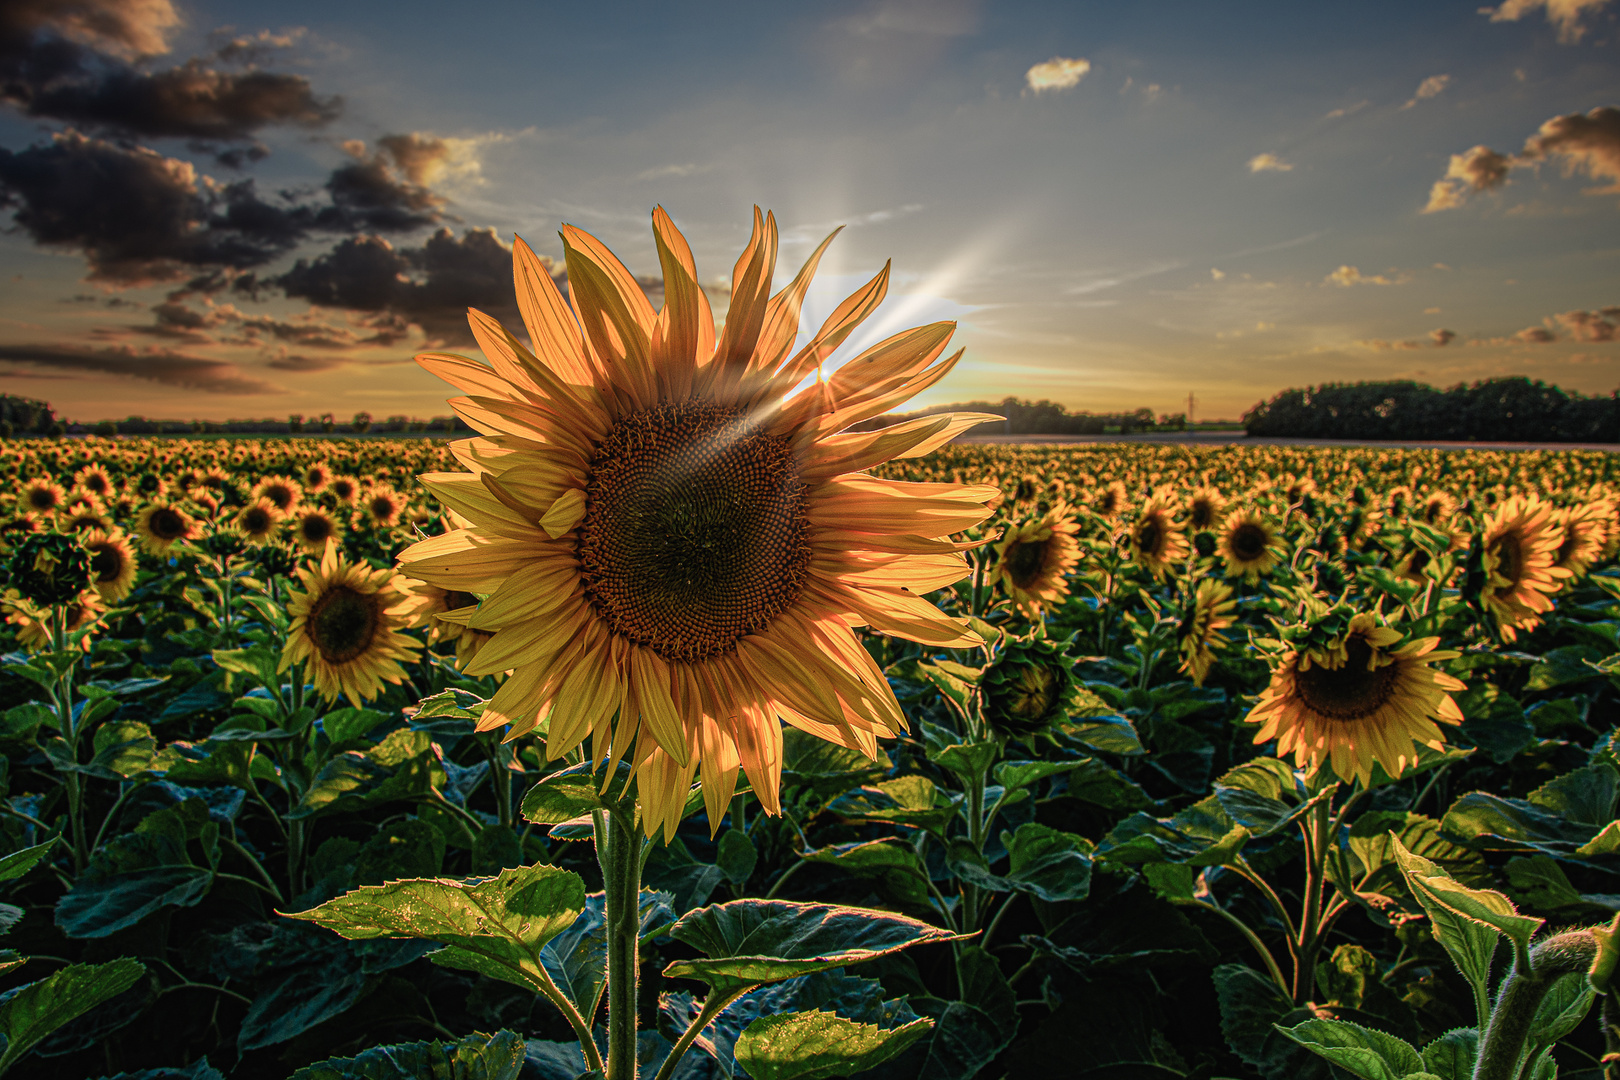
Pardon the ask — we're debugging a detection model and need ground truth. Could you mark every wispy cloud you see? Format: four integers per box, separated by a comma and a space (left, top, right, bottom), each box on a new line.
1248, 152, 1293, 173
1481, 0, 1613, 43
0, 341, 275, 393
1025, 57, 1090, 95
1400, 74, 1450, 110
1325, 265, 1406, 286
1064, 259, 1187, 295
634, 163, 716, 182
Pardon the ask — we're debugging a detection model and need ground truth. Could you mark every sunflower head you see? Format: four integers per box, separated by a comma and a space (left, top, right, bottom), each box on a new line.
982, 636, 1083, 741
1128, 493, 1189, 581
82, 527, 138, 602
1178, 578, 1237, 686
1469, 493, 1569, 642
21, 479, 64, 514
136, 502, 200, 556
235, 498, 284, 546
329, 476, 360, 505
6, 532, 92, 606
1247, 607, 1465, 787
281, 544, 423, 703
1187, 486, 1226, 530
1552, 500, 1611, 579
293, 508, 342, 553
252, 476, 302, 513
990, 503, 1081, 617
1219, 509, 1285, 583
364, 486, 404, 527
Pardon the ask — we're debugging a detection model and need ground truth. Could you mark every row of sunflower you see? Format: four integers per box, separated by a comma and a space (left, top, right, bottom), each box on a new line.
0, 220, 1618, 1078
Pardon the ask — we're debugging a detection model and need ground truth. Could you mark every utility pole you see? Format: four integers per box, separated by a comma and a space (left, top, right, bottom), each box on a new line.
1187, 391, 1196, 428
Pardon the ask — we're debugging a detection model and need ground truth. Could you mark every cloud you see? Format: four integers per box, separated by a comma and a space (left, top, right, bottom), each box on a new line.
635, 163, 714, 182
1551, 306, 1620, 340
1325, 265, 1400, 286
0, 2, 339, 146
0, 340, 274, 392
1515, 325, 1557, 343
1425, 106, 1620, 210
1480, 0, 1613, 43
1359, 338, 1425, 351
1210, 268, 1225, 280
1431, 328, 1457, 346
271, 227, 536, 346
1025, 57, 1090, 95
1325, 101, 1370, 120
0, 129, 450, 285
1248, 152, 1293, 173
323, 141, 447, 232
1400, 74, 1450, 110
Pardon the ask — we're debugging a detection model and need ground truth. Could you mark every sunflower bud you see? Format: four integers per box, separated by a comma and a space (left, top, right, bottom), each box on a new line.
7, 532, 92, 606
982, 637, 1081, 741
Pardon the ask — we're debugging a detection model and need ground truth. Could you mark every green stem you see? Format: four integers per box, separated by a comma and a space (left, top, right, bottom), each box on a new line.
1473, 929, 1601, 1080
653, 986, 753, 1080
1292, 797, 1332, 1005
764, 858, 807, 900
1173, 896, 1289, 995
601, 807, 643, 1080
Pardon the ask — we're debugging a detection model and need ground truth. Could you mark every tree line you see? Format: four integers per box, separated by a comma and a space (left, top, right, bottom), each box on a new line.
1243, 377, 1620, 442
853, 396, 1184, 435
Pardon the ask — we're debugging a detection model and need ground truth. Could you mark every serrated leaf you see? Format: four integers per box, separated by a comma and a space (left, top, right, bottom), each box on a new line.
0, 957, 145, 1074
1390, 836, 1501, 1014
519, 762, 630, 825
1528, 971, 1594, 1046
0, 840, 55, 885
288, 728, 446, 820
799, 841, 929, 907
1420, 1028, 1477, 1080
716, 830, 757, 886
663, 900, 965, 994
1275, 1017, 1423, 1080
284, 864, 586, 995
732, 1010, 932, 1080
288, 1028, 526, 1080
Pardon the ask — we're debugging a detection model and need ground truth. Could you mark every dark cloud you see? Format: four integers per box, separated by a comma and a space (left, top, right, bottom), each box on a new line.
1515, 325, 1557, 343
1551, 307, 1620, 341
0, 130, 450, 284
0, 340, 274, 393
131, 297, 410, 350
272, 227, 532, 345
1430, 328, 1457, 346
265, 352, 342, 372
0, 1, 339, 145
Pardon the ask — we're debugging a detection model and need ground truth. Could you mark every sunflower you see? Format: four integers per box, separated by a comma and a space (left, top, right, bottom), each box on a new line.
1551, 499, 1611, 580
20, 478, 64, 515
1477, 493, 1569, 642
1245, 611, 1465, 787
1219, 509, 1285, 582
328, 476, 361, 506
5, 589, 105, 653
1178, 578, 1237, 686
303, 462, 332, 493
988, 503, 1082, 618
291, 508, 343, 553
403, 582, 480, 645
1129, 492, 1189, 581
252, 476, 302, 513
235, 498, 284, 546
73, 465, 114, 498
135, 502, 200, 556
1186, 486, 1226, 530
363, 485, 405, 528
82, 527, 138, 602
280, 544, 423, 703
397, 207, 997, 839
1090, 480, 1128, 519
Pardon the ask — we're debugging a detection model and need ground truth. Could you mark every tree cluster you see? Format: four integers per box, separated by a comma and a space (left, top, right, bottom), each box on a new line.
1243, 377, 1620, 442
855, 396, 1167, 435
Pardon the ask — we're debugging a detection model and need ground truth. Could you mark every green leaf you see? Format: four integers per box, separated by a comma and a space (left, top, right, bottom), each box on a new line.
826, 776, 957, 835
1526, 645, 1606, 691
288, 1028, 527, 1080
0, 703, 53, 740
541, 890, 673, 1015
519, 762, 629, 825
320, 707, 392, 746
1421, 875, 1544, 950
411, 688, 487, 720
1002, 822, 1092, 903
993, 758, 1085, 793
732, 1010, 932, 1080
1420, 1028, 1477, 1080
717, 830, 757, 886
915, 659, 976, 714
1505, 855, 1592, 912
211, 646, 280, 689
88, 720, 156, 778
799, 840, 930, 907
283, 863, 586, 995
780, 728, 890, 796
1527, 971, 1594, 1047
0, 957, 145, 1075
663, 899, 964, 994
1213, 964, 1329, 1080
1529, 764, 1619, 830
1390, 836, 1503, 1011
0, 840, 55, 885
1062, 714, 1145, 756
1275, 1017, 1423, 1080
929, 740, 998, 784
155, 739, 256, 790
56, 802, 214, 938
288, 728, 447, 820
1060, 756, 1152, 811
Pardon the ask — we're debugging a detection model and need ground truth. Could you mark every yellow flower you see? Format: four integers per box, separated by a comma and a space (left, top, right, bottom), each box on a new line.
1551, 499, 1611, 580
1219, 509, 1285, 582
235, 498, 283, 546
82, 528, 138, 602
1246, 613, 1465, 787
988, 503, 1082, 618
280, 544, 423, 703
363, 485, 406, 528
1129, 492, 1189, 581
5, 590, 104, 653
398, 207, 997, 839
135, 502, 200, 556
1479, 493, 1569, 641
291, 508, 343, 554
1186, 486, 1226, 530
1178, 579, 1236, 686
20, 478, 64, 515
252, 475, 303, 513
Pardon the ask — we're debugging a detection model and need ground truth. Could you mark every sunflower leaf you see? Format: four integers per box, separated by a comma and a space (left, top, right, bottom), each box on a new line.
663, 899, 966, 995
732, 1010, 932, 1080
288, 1028, 527, 1080
519, 761, 633, 825
1274, 1017, 1423, 1080
288, 728, 446, 820
0, 839, 56, 885
0, 956, 146, 1075
283, 863, 587, 996
1390, 836, 1503, 1016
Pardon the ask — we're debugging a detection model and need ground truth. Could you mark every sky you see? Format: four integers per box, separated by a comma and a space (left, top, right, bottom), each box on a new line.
0, 0, 1617, 422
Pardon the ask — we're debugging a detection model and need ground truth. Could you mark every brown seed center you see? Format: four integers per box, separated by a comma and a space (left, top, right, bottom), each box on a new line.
577, 400, 811, 663
1004, 538, 1047, 588
1293, 637, 1400, 722
1230, 522, 1269, 561
308, 585, 381, 665
149, 507, 187, 540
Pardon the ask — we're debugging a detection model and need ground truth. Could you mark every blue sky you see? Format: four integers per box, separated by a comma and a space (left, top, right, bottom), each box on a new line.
0, 0, 1616, 420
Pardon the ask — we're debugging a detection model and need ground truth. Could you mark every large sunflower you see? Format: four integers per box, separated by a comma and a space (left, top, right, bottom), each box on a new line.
1246, 611, 1464, 787
1478, 493, 1569, 641
281, 544, 423, 703
1219, 509, 1285, 582
135, 502, 200, 556
397, 208, 998, 838
1186, 486, 1226, 531
1128, 492, 1189, 581
988, 503, 1082, 618
1551, 499, 1611, 580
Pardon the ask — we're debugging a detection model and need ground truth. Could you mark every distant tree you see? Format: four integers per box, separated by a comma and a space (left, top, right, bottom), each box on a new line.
289, 414, 304, 433
93, 420, 117, 436
1159, 412, 1187, 431
48, 421, 66, 438
320, 413, 335, 433
352, 411, 372, 433
0, 420, 12, 438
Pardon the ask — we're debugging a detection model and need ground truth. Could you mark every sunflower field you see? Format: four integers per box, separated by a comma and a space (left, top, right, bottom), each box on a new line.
3, 431, 1620, 1080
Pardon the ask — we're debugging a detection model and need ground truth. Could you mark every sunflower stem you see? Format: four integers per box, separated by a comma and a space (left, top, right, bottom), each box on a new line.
600, 806, 643, 1080
1473, 929, 1600, 1080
